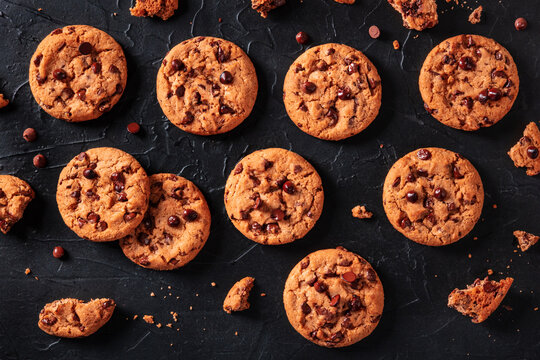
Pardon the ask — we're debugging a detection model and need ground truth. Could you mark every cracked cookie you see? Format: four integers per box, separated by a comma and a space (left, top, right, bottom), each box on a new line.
0, 94, 9, 108
0, 175, 35, 234
448, 277, 513, 323
387, 0, 438, 31
383, 148, 484, 246
283, 247, 384, 348
283, 43, 381, 141
29, 25, 127, 122
224, 148, 324, 245
223, 277, 255, 314
513, 230, 539, 252
130, 0, 178, 20
120, 173, 211, 270
419, 34, 519, 131
252, 0, 285, 18
156, 36, 258, 135
57, 147, 150, 242
508, 122, 540, 176
38, 298, 115, 337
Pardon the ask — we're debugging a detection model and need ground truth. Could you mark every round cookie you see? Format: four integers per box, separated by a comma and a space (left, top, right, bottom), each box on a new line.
283, 43, 382, 141
382, 147, 484, 246
0, 175, 35, 234
283, 247, 384, 348
156, 36, 258, 135
57, 147, 150, 242
120, 173, 211, 270
419, 34, 519, 131
224, 148, 324, 245
29, 25, 127, 122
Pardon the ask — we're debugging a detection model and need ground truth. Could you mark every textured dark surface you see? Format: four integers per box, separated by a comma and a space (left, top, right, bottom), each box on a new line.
0, 0, 539, 359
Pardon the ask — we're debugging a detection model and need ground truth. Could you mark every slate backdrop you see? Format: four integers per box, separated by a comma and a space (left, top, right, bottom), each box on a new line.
0, 0, 539, 359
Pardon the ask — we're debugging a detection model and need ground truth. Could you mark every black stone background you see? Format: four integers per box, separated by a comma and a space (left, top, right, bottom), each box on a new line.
0, 0, 539, 359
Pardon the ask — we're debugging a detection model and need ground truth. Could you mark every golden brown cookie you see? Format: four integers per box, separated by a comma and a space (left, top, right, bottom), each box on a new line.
120, 173, 211, 270
383, 148, 484, 246
448, 277, 513, 323
130, 0, 178, 20
508, 122, 540, 176
156, 36, 258, 135
224, 148, 324, 245
283, 247, 384, 348
252, 0, 286, 18
38, 298, 115, 338
56, 147, 150, 242
387, 0, 438, 31
419, 35, 519, 131
513, 230, 539, 252
223, 277, 255, 314
283, 43, 381, 141
0, 175, 35, 234
29, 25, 127, 122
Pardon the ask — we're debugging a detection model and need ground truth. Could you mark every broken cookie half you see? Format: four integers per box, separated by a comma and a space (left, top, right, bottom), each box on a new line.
387, 0, 438, 31
223, 277, 255, 314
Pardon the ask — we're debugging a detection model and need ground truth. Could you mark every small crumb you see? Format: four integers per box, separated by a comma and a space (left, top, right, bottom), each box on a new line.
492, 204, 497, 209
25, 268, 31, 275
379, 144, 384, 148
502, 305, 513, 311
189, 306, 193, 311
133, 315, 139, 320
473, 237, 478, 241
487, 269, 494, 275
468, 253, 472, 259
434, 274, 438, 278
0, 94, 10, 109
170, 343, 173, 347
113, 12, 118, 16
168, 286, 171, 289
38, 8, 43, 11
34, 276, 39, 280
171, 311, 179, 322
195, 293, 199, 297
392, 40, 400, 50
351, 205, 373, 219
234, 331, 238, 336
211, 282, 216, 287
166, 323, 172, 328
150, 292, 155, 297
156, 323, 162, 328
468, 6, 482, 24
218, 18, 222, 23
143, 315, 154, 324
534, 307, 538, 311
260, 293, 266, 297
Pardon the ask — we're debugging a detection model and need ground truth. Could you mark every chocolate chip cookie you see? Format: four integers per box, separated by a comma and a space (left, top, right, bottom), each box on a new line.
224, 148, 324, 245
156, 36, 258, 135
223, 276, 255, 314
0, 175, 35, 234
57, 147, 150, 242
130, 0, 178, 20
38, 298, 115, 337
388, 0, 438, 31
120, 173, 211, 270
419, 35, 519, 131
383, 148, 484, 246
283, 247, 384, 348
508, 122, 540, 176
283, 43, 381, 141
29, 25, 127, 122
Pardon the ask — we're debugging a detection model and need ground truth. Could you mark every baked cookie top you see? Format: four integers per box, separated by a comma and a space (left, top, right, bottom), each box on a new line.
156, 36, 258, 135
388, 0, 438, 31
283, 247, 384, 348
29, 25, 127, 122
56, 147, 150, 242
508, 122, 540, 176
224, 148, 324, 245
38, 298, 115, 338
120, 173, 211, 270
283, 43, 381, 140
0, 175, 35, 234
383, 147, 484, 246
419, 34, 519, 131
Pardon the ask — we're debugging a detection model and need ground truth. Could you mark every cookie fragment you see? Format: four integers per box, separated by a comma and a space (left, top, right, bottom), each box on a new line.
513, 230, 539, 252
387, 0, 438, 31
0, 94, 9, 108
335, 0, 355, 3
448, 277, 513, 323
351, 205, 373, 219
38, 298, 115, 337
0, 175, 35, 234
251, 0, 286, 18
508, 122, 540, 176
223, 277, 255, 314
130, 0, 178, 20
468, 6, 483, 24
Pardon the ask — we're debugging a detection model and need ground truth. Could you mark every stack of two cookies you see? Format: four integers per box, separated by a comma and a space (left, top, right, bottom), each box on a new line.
56, 147, 211, 271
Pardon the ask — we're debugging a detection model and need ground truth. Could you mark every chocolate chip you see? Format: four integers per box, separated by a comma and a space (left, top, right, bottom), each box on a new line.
117, 193, 128, 202
83, 168, 97, 179
301, 81, 316, 94
433, 188, 446, 201
347, 63, 358, 75
329, 294, 340, 307
271, 209, 285, 221
453, 166, 464, 179
171, 59, 185, 72
461, 97, 474, 110
41, 317, 57, 326
337, 87, 352, 100
349, 295, 363, 311
515, 17, 528, 31
368, 25, 380, 39
102, 300, 114, 309
392, 177, 401, 187
182, 112, 195, 125
458, 56, 475, 70
109, 65, 120, 74
76, 89, 86, 101
316, 60, 328, 71
70, 190, 80, 198
168, 215, 180, 227
250, 222, 263, 234
110, 172, 124, 183
483, 281, 498, 292
527, 146, 539, 159
417, 149, 431, 160
314, 281, 327, 293
464, 35, 475, 48
341, 271, 356, 283
219, 105, 235, 115
87, 212, 100, 224
251, 193, 262, 209
282, 180, 295, 194
366, 268, 377, 282
98, 101, 111, 112
326, 107, 338, 124
97, 221, 107, 231
23, 128, 37, 142
182, 209, 198, 222
78, 42, 93, 55
300, 259, 310, 269
33, 154, 47, 168
487, 88, 502, 101
495, 51, 503, 61
175, 85, 185, 97
216, 45, 229, 63
400, 216, 411, 228
295, 31, 309, 44
234, 163, 243, 175
219, 71, 233, 85
478, 89, 488, 104
406, 191, 418, 203
265, 223, 280, 234
127, 122, 140, 134
301, 302, 311, 314
52, 246, 65, 259
36, 74, 46, 85
53, 69, 67, 81
34, 54, 43, 67
91, 62, 101, 74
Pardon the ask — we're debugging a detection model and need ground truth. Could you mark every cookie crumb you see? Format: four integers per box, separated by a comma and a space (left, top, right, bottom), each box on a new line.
34, 276, 39, 280
171, 311, 178, 322
468, 254, 472, 259
143, 315, 154, 324
0, 94, 9, 108
393, 40, 400, 50
25, 268, 31, 275
156, 323, 162, 328
234, 331, 238, 336
189, 306, 193, 311
534, 307, 538, 311
260, 293, 266, 297
133, 315, 138, 320
223, 277, 255, 314
473, 237, 478, 241
502, 305, 513, 311
251, 0, 286, 18
150, 292, 155, 297
513, 230, 539, 252
487, 269, 494, 276
166, 323, 172, 328
211, 282, 216, 287
492, 204, 497, 209
351, 205, 373, 219
468, 6, 482, 24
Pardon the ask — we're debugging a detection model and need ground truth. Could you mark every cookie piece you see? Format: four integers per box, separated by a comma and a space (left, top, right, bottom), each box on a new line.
468, 6, 483, 24
283, 247, 384, 348
38, 298, 115, 337
448, 277, 513, 323
120, 173, 211, 270
387, 0, 438, 31
130, 0, 178, 20
252, 0, 285, 18
56, 147, 150, 242
383, 148, 484, 246
335, 0, 355, 4
29, 25, 127, 122
283, 43, 381, 141
0, 94, 9, 108
156, 36, 258, 135
351, 205, 373, 219
513, 230, 539, 252
224, 148, 324, 245
419, 35, 519, 131
0, 175, 35, 234
223, 277, 255, 314
508, 122, 540, 176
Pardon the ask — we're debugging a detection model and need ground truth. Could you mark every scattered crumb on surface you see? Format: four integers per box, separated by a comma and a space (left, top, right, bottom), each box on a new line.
211, 282, 216, 287
189, 306, 193, 311
351, 205, 373, 219
143, 315, 154, 324
468, 6, 482, 24
235, 331, 238, 336
468, 254, 472, 259
487, 269, 494, 276
393, 40, 400, 50
24, 268, 31, 275
156, 323, 162, 328
166, 323, 172, 328
34, 276, 39, 280
150, 292, 155, 297
473, 237, 478, 241
492, 204, 497, 209
171, 311, 179, 322
260, 293, 266, 297
379, 144, 384, 148
502, 305, 513, 311
133, 315, 139, 320
0, 94, 9, 108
